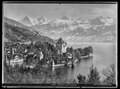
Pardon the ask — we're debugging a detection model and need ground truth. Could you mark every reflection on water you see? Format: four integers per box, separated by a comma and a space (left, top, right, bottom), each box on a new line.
48, 43, 116, 83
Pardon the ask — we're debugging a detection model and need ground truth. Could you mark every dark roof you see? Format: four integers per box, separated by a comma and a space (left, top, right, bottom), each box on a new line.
56, 38, 64, 44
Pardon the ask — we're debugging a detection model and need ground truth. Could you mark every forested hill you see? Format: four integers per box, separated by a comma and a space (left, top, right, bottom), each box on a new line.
3, 17, 55, 45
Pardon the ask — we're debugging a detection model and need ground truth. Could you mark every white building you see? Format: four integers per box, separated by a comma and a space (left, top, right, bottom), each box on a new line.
62, 42, 67, 53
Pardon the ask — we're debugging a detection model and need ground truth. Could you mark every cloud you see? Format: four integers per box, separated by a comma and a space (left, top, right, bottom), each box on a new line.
92, 4, 117, 18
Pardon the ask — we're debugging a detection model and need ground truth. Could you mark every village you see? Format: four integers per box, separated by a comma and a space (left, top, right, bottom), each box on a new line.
4, 38, 93, 71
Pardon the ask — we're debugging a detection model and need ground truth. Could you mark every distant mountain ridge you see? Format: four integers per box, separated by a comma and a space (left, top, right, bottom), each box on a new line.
6, 16, 116, 43
19, 16, 48, 26
27, 16, 116, 42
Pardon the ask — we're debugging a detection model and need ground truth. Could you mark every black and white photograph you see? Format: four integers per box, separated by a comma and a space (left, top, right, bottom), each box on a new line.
2, 1, 117, 88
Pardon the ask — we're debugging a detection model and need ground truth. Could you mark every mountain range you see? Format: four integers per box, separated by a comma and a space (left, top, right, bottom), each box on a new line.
19, 16, 116, 43
3, 16, 117, 44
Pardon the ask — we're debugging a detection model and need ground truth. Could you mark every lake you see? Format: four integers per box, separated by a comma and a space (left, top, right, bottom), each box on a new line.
51, 42, 116, 83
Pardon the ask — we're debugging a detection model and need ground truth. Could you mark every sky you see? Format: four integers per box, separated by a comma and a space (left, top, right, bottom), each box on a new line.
3, 3, 117, 21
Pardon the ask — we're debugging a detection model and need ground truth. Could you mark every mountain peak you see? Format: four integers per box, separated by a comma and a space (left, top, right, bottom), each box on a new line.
38, 16, 46, 19
19, 16, 32, 26
90, 16, 105, 25
22, 16, 32, 21
61, 16, 71, 20
23, 16, 30, 19
37, 16, 46, 24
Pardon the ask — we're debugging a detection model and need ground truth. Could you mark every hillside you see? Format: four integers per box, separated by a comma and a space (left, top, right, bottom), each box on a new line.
3, 17, 55, 45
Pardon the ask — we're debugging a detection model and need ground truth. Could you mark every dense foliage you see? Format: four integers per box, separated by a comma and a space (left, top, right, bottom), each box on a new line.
77, 64, 116, 87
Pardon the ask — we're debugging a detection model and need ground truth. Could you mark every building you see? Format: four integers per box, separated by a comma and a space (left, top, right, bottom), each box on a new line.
56, 38, 67, 54
62, 41, 67, 53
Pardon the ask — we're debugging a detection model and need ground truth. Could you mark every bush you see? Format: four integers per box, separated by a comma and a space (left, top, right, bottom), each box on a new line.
77, 74, 86, 84
102, 64, 116, 85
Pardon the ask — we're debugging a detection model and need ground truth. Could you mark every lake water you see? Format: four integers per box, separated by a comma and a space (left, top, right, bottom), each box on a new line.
51, 42, 116, 83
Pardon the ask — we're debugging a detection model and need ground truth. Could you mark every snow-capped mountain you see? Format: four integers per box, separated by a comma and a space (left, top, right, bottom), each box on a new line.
19, 16, 48, 26
19, 16, 33, 26
37, 16, 47, 24
61, 16, 71, 20
90, 16, 115, 26
19, 16, 116, 42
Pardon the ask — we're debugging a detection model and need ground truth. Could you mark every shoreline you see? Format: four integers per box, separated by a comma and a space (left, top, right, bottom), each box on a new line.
67, 42, 116, 48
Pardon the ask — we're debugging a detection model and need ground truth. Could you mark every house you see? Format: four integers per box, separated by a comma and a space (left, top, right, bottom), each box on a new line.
10, 55, 24, 67
4, 45, 10, 54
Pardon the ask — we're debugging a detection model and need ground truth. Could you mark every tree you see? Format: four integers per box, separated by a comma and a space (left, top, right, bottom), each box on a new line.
102, 64, 116, 85
74, 49, 81, 60
88, 46, 93, 54
77, 74, 86, 84
34, 41, 44, 49
56, 38, 64, 52
78, 48, 84, 56
56, 38, 65, 60
66, 47, 70, 53
87, 64, 101, 85
84, 47, 90, 56
70, 46, 74, 53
